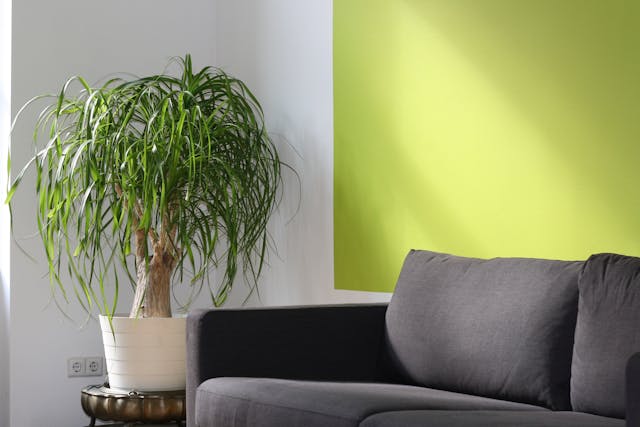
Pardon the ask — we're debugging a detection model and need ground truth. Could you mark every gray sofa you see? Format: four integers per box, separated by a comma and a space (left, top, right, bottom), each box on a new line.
187, 250, 640, 427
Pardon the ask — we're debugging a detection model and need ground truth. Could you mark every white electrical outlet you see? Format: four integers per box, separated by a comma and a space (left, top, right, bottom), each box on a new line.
68, 356, 104, 377
85, 357, 104, 376
67, 357, 85, 377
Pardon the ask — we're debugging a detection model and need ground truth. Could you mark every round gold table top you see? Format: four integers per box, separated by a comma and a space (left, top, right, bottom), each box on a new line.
81, 384, 185, 426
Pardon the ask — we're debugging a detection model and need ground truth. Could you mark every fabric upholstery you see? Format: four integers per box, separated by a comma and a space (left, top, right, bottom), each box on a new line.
359, 410, 624, 427
187, 304, 388, 427
627, 353, 640, 427
195, 378, 547, 427
385, 249, 582, 410
571, 253, 640, 418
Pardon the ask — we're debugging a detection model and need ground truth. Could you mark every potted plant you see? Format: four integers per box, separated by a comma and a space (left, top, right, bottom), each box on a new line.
6, 55, 283, 391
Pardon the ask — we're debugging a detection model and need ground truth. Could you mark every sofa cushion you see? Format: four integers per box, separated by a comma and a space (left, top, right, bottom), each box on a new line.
385, 250, 582, 410
195, 378, 547, 427
359, 410, 624, 427
571, 253, 640, 418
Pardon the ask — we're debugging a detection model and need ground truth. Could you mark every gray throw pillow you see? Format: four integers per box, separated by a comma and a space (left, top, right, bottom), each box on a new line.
386, 250, 582, 410
571, 253, 640, 419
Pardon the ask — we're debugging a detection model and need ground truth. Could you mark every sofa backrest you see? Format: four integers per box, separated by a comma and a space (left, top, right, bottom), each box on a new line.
571, 253, 640, 419
385, 249, 582, 410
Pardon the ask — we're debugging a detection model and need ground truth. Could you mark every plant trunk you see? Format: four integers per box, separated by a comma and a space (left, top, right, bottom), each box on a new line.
130, 230, 175, 318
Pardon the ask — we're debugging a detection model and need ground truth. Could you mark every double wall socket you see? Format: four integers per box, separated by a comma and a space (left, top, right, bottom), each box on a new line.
67, 357, 104, 377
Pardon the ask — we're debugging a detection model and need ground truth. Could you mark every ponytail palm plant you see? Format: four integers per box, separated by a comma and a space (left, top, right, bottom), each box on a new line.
7, 55, 282, 318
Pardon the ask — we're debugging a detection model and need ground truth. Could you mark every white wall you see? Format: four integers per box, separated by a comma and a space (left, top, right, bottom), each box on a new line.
10, 1, 216, 425
215, 0, 390, 306
1, 0, 12, 424
8, 0, 390, 425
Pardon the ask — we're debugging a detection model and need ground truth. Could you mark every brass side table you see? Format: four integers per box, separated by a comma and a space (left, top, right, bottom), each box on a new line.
81, 385, 185, 427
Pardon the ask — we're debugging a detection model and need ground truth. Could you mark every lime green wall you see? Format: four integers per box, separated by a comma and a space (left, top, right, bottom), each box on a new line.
334, 0, 640, 292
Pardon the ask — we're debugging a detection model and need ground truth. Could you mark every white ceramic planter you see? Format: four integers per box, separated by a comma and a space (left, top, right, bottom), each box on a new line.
99, 315, 186, 392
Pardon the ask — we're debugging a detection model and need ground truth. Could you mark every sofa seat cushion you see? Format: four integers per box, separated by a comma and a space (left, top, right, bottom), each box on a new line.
195, 378, 547, 427
359, 410, 624, 427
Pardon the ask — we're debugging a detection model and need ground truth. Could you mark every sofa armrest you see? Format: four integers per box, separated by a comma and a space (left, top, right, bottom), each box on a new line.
628, 353, 640, 426
186, 303, 388, 427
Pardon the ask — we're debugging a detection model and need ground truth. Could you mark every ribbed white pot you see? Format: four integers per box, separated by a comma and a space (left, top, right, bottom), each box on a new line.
99, 315, 186, 392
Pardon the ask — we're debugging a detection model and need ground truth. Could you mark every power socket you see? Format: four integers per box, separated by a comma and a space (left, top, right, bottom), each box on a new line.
67, 356, 104, 377
67, 357, 85, 377
85, 357, 104, 376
